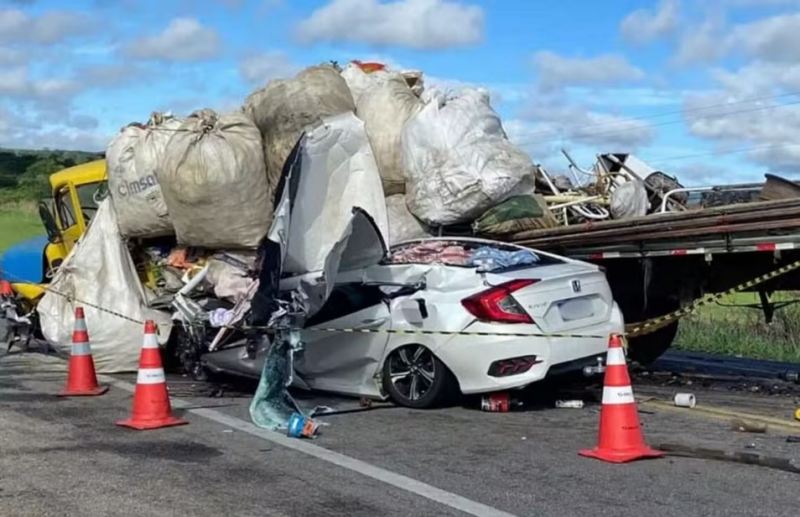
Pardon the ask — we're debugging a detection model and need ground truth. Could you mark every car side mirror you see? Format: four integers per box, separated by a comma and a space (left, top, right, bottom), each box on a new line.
38, 200, 60, 244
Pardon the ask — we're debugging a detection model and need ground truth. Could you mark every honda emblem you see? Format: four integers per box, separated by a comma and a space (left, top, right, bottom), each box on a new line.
571, 280, 581, 293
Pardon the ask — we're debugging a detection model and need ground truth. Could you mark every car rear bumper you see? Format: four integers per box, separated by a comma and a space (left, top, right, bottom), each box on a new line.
433, 303, 624, 394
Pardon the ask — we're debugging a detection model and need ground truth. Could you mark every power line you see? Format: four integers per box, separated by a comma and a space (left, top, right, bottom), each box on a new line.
515, 98, 800, 147
647, 143, 800, 165
514, 90, 800, 142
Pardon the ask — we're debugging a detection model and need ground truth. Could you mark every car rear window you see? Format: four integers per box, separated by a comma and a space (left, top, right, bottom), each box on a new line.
388, 240, 563, 272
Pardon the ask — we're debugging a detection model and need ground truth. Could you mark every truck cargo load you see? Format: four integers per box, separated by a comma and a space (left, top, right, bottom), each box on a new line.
159, 109, 270, 249
402, 88, 535, 226
106, 112, 180, 238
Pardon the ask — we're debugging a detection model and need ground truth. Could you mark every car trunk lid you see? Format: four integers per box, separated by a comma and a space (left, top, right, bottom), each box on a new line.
488, 264, 613, 333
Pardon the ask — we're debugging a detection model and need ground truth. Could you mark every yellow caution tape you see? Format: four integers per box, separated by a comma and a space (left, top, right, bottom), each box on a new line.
626, 258, 800, 338
8, 257, 800, 341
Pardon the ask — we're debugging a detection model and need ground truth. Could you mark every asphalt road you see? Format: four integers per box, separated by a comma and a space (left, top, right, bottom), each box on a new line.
1, 349, 799, 517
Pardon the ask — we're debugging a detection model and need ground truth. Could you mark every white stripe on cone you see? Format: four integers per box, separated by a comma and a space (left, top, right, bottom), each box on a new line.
142, 333, 159, 349
606, 347, 626, 366
74, 318, 87, 332
71, 343, 92, 356
137, 368, 166, 385
602, 385, 636, 405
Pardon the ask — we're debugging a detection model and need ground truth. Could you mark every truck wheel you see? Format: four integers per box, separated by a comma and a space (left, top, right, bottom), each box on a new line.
627, 320, 679, 365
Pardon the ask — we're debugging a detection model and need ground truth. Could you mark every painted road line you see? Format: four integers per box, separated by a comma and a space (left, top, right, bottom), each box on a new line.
103, 376, 517, 517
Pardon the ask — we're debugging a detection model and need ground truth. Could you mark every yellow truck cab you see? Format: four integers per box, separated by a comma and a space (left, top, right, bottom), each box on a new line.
10, 159, 107, 303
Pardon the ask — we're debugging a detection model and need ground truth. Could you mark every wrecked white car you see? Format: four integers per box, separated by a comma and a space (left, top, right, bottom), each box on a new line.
192, 113, 623, 411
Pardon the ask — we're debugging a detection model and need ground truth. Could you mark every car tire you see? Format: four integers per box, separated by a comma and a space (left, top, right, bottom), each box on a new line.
382, 344, 455, 409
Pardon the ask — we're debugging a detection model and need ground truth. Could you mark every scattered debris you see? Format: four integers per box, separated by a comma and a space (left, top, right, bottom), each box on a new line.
656, 442, 800, 475
480, 392, 523, 412
555, 399, 584, 409
287, 412, 320, 439
673, 393, 696, 408
731, 418, 768, 434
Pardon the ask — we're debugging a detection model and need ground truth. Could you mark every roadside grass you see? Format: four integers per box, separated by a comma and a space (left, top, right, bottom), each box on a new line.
0, 202, 43, 253
675, 291, 800, 363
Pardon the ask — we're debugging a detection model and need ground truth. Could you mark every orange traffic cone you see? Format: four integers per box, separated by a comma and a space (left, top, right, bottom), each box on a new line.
116, 320, 187, 430
59, 307, 108, 397
579, 334, 663, 463
0, 279, 13, 297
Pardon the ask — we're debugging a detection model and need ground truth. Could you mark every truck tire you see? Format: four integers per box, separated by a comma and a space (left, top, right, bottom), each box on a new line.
627, 320, 679, 365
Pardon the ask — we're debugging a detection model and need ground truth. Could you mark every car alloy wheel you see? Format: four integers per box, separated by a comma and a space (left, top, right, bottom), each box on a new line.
388, 344, 436, 402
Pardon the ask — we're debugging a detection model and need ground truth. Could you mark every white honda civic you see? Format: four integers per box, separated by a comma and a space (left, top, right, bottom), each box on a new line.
198, 114, 623, 409
291, 238, 624, 408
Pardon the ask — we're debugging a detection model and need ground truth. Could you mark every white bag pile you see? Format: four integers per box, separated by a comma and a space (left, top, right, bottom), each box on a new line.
402, 88, 535, 226
385, 194, 430, 245
37, 200, 172, 373
158, 109, 270, 249
106, 112, 181, 237
243, 65, 355, 198
356, 75, 422, 195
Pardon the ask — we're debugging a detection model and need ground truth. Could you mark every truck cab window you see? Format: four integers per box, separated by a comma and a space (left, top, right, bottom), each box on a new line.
55, 187, 76, 229
76, 183, 102, 223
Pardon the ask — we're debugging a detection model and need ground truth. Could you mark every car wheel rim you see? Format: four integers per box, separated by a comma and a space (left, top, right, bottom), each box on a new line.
389, 345, 435, 401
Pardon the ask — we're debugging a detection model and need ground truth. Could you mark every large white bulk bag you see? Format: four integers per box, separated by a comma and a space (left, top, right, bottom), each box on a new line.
158, 109, 270, 249
341, 63, 392, 104
356, 76, 422, 195
106, 112, 181, 237
243, 65, 354, 196
341, 62, 424, 104
402, 88, 535, 226
385, 194, 430, 245
37, 200, 172, 373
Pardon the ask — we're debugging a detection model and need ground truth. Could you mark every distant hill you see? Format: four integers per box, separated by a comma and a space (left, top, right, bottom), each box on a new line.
0, 148, 103, 203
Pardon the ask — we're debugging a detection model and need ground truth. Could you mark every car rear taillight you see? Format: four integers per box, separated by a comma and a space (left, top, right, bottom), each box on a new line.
461, 279, 538, 324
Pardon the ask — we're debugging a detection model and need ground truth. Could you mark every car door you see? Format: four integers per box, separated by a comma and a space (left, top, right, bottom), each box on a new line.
295, 284, 391, 397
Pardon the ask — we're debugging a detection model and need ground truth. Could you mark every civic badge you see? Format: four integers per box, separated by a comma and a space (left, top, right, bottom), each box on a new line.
571, 279, 581, 293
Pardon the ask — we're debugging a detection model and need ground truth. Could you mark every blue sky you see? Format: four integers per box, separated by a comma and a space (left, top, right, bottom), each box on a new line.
2, 0, 800, 185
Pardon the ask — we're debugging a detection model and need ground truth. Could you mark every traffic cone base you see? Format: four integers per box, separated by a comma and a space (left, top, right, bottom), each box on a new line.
60, 307, 107, 397
116, 415, 187, 430
117, 320, 187, 431
59, 385, 109, 397
580, 334, 663, 463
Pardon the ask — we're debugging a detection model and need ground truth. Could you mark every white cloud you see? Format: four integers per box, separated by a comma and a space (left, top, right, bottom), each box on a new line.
512, 96, 655, 158
295, 0, 483, 50
125, 17, 221, 61
729, 13, 800, 62
66, 113, 99, 130
0, 65, 81, 101
0, 46, 24, 64
0, 9, 90, 44
620, 0, 679, 45
239, 51, 298, 84
683, 64, 800, 173
0, 66, 27, 94
31, 10, 89, 44
11, 128, 109, 152
673, 18, 727, 65
710, 61, 800, 97
532, 51, 644, 90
